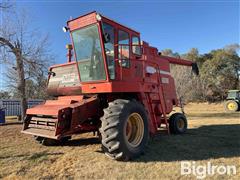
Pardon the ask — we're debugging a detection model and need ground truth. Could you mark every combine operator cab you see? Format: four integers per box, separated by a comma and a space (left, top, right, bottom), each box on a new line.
47, 12, 143, 96
22, 11, 198, 160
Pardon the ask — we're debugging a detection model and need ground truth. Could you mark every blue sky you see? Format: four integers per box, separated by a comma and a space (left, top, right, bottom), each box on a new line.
15, 0, 239, 64
0, 0, 238, 90
0, 0, 239, 90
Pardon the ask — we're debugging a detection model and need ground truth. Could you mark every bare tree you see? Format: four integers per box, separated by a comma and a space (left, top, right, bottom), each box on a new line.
0, 7, 53, 120
170, 65, 193, 101
162, 48, 203, 102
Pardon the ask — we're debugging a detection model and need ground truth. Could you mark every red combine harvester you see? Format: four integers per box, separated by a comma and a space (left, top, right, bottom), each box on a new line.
22, 12, 198, 161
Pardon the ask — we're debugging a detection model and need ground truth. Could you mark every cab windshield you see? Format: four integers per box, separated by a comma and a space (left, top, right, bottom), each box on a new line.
72, 24, 106, 82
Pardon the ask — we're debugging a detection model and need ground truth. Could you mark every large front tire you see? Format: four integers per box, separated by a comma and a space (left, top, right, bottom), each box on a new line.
100, 99, 149, 161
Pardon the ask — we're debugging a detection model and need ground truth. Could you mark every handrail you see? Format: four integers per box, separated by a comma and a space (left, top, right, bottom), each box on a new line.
114, 54, 169, 132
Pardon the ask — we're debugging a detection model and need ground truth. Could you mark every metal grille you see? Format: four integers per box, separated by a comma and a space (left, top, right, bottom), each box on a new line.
29, 116, 57, 131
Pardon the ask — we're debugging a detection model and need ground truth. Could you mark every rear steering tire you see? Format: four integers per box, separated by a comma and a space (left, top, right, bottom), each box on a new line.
169, 113, 187, 134
100, 99, 149, 161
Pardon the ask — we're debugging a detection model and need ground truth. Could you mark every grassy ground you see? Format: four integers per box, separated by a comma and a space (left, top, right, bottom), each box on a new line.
0, 103, 239, 179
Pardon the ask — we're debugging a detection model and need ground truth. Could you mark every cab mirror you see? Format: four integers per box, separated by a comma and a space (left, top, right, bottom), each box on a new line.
104, 33, 110, 43
132, 45, 142, 56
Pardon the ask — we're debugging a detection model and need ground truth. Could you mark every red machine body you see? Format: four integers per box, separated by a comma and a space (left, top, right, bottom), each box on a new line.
22, 12, 197, 155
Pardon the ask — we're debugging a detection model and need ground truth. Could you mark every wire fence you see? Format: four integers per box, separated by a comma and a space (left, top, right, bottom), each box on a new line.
0, 99, 44, 116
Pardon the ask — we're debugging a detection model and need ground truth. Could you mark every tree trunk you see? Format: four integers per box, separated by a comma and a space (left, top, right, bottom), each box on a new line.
0, 37, 28, 121
16, 53, 27, 121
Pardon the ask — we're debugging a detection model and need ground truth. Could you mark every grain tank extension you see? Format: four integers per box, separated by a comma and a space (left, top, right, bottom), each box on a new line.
22, 12, 199, 161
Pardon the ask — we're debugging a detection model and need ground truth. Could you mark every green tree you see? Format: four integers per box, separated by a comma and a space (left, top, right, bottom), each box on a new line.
201, 46, 240, 101
161, 49, 180, 57
182, 48, 199, 62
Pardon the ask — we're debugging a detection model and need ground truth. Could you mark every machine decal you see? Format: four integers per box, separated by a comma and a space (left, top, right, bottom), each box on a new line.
161, 77, 169, 84
62, 73, 77, 83
146, 66, 170, 76
159, 70, 171, 75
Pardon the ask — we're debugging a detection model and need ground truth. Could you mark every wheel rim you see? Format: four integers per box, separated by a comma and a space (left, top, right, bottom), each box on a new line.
125, 113, 144, 148
177, 118, 185, 130
227, 102, 236, 111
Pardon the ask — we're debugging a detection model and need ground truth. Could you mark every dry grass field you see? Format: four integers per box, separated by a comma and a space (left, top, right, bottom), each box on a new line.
0, 103, 239, 179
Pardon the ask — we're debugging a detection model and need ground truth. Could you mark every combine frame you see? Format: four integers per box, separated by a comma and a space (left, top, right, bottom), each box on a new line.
22, 11, 198, 160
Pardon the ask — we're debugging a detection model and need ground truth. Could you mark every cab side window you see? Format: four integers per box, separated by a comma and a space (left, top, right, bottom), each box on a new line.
103, 23, 115, 79
118, 30, 130, 68
132, 36, 141, 55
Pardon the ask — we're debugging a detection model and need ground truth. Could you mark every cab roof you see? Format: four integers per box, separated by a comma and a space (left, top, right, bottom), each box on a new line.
67, 11, 140, 35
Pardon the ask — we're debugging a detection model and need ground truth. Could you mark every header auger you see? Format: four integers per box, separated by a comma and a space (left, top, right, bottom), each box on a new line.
22, 11, 198, 161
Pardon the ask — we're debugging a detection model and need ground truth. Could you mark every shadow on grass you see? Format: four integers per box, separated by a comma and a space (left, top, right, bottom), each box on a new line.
64, 137, 100, 146
0, 154, 27, 160
187, 112, 240, 118
28, 151, 63, 160
0, 151, 63, 160
136, 124, 240, 162
52, 124, 240, 162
